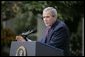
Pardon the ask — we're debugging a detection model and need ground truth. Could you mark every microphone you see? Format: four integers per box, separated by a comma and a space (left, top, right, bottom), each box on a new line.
20, 29, 37, 41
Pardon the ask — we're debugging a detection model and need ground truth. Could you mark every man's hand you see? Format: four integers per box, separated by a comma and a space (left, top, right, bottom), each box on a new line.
16, 36, 26, 42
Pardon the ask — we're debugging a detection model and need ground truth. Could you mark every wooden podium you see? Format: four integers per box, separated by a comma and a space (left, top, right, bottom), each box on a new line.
10, 41, 64, 56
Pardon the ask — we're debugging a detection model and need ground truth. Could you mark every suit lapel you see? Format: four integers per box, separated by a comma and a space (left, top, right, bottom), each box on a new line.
46, 20, 60, 43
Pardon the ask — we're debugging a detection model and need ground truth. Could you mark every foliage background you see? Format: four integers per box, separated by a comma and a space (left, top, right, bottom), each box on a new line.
1, 1, 84, 56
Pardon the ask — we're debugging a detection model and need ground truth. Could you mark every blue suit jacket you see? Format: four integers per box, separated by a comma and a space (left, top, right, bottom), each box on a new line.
38, 20, 70, 56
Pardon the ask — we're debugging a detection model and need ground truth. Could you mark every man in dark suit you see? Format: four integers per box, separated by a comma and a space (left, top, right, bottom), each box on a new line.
38, 7, 70, 56
16, 7, 70, 56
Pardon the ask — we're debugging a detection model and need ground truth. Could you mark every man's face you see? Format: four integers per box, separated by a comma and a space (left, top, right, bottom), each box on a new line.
43, 11, 56, 27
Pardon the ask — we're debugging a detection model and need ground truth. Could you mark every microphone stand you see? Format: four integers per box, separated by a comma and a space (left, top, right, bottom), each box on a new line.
20, 29, 37, 41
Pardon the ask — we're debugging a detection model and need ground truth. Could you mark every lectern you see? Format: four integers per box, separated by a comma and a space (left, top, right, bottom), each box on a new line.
10, 41, 64, 56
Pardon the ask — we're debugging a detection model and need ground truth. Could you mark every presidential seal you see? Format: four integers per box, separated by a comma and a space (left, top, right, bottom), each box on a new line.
16, 46, 26, 56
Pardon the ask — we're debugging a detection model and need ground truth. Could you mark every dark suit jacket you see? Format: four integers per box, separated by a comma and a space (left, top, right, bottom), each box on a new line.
38, 20, 70, 56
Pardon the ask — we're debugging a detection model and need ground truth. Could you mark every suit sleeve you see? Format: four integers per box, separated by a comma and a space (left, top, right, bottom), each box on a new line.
48, 27, 69, 49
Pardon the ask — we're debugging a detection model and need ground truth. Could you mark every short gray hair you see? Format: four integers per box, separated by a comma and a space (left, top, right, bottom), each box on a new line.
43, 7, 57, 18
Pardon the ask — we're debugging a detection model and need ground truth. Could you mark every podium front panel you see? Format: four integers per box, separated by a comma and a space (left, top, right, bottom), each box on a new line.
10, 41, 36, 56
10, 41, 64, 56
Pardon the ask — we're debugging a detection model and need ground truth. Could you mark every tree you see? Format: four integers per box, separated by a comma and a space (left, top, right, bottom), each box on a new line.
1, 1, 84, 56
